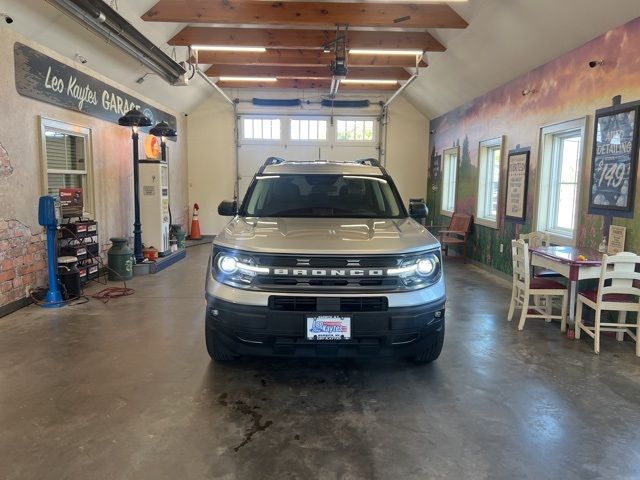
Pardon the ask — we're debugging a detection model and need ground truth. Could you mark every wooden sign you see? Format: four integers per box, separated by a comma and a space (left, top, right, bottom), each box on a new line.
504, 148, 530, 222
589, 103, 639, 213
607, 225, 626, 254
14, 42, 177, 140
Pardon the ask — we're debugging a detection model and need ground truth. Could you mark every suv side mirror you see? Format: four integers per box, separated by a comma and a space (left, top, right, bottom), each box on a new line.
409, 200, 429, 219
218, 200, 238, 216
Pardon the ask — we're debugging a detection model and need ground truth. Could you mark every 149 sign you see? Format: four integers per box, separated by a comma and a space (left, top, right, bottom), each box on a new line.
589, 104, 640, 213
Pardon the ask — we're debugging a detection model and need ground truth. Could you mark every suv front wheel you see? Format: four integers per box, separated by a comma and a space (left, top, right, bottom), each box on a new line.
413, 324, 445, 364
205, 327, 238, 362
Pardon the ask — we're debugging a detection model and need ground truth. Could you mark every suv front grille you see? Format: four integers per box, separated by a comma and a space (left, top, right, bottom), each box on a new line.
252, 254, 407, 293
269, 296, 388, 312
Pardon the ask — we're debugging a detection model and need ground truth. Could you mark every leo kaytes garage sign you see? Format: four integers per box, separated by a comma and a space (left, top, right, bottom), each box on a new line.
14, 42, 177, 139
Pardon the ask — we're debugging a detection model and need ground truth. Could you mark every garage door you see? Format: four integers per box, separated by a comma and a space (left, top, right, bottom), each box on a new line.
237, 115, 381, 200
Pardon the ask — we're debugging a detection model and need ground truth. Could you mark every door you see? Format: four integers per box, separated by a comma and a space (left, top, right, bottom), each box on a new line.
237, 115, 380, 201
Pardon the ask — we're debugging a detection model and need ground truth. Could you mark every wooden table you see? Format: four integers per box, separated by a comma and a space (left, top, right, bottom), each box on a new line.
530, 246, 603, 322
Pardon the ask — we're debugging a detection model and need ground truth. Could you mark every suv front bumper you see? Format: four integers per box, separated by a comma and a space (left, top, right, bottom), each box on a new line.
205, 296, 445, 358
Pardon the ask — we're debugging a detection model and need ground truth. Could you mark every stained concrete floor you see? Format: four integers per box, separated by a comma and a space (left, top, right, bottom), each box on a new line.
1, 244, 640, 480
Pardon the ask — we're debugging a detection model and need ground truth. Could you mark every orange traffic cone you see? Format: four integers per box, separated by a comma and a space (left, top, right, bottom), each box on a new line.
190, 203, 202, 240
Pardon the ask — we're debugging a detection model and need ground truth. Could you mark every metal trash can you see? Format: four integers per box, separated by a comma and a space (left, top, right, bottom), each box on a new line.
58, 256, 81, 299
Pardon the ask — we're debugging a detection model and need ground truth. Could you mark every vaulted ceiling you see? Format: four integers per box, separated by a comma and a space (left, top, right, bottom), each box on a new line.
3, 0, 640, 118
139, 0, 469, 94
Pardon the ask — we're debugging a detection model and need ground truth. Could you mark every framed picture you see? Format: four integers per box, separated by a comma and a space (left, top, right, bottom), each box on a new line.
504, 148, 530, 222
588, 103, 640, 213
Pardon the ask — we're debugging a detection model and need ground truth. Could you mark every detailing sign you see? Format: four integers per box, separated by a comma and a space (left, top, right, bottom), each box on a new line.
13, 42, 177, 139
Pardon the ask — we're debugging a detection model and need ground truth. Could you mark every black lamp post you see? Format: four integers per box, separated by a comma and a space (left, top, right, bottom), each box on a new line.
118, 108, 152, 264
149, 121, 177, 163
150, 121, 178, 227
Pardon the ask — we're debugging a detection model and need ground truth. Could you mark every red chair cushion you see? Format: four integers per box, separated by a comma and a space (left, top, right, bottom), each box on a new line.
530, 277, 566, 290
579, 290, 637, 303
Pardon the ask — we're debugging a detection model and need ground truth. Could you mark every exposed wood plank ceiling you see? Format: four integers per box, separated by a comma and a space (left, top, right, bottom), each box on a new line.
169, 27, 446, 52
142, 0, 467, 92
143, 1, 468, 28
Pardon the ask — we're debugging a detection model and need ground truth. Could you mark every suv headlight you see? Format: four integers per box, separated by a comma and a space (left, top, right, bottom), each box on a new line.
212, 248, 268, 287
387, 251, 441, 288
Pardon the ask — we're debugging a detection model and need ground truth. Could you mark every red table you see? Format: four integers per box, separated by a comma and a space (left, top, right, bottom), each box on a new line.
530, 246, 603, 322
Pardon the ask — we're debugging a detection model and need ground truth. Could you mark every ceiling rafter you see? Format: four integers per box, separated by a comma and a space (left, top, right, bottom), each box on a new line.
169, 27, 445, 52
216, 79, 399, 90
206, 65, 412, 80
142, 0, 468, 29
193, 50, 428, 67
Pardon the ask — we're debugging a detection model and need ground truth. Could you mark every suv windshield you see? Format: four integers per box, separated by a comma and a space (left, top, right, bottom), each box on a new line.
242, 174, 406, 218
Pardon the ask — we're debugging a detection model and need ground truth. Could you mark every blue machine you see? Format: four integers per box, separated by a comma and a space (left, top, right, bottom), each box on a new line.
38, 196, 63, 307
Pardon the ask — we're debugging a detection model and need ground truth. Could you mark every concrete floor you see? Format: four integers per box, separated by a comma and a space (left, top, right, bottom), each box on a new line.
1, 245, 639, 480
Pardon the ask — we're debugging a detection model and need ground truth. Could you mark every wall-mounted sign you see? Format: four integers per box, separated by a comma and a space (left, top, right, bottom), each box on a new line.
589, 102, 639, 214
504, 147, 530, 223
607, 225, 627, 254
14, 42, 177, 140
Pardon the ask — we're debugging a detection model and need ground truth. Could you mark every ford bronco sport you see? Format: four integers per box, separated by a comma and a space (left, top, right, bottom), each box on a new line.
205, 158, 445, 363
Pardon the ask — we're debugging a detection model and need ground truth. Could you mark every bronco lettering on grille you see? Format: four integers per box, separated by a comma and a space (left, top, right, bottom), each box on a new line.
271, 268, 385, 276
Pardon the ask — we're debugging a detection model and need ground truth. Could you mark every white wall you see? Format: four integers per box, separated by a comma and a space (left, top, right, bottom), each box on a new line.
385, 95, 430, 204
187, 95, 235, 235
187, 91, 430, 235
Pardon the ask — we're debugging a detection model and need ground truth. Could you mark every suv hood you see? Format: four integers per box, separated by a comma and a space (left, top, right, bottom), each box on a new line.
214, 217, 440, 255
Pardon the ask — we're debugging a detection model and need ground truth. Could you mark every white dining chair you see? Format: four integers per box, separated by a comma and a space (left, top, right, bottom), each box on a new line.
575, 252, 640, 356
508, 240, 568, 331
519, 231, 551, 248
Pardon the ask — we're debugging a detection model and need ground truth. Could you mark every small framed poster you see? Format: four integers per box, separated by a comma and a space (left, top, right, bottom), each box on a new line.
589, 103, 640, 213
504, 148, 530, 222
607, 225, 626, 255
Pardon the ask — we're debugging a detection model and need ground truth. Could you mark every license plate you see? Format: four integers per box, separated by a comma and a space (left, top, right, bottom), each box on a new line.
306, 316, 351, 340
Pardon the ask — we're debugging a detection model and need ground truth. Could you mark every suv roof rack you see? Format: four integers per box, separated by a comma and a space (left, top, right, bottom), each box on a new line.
354, 158, 387, 175
264, 156, 285, 166
354, 158, 380, 167
259, 156, 285, 174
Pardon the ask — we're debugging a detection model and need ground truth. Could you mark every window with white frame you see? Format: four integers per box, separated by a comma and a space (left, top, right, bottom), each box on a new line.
441, 147, 458, 215
476, 138, 503, 227
40, 118, 93, 215
242, 118, 281, 140
336, 118, 375, 142
536, 118, 586, 244
290, 119, 328, 141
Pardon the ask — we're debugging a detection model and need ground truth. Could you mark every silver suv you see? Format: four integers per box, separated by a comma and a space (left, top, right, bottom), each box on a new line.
205, 158, 445, 363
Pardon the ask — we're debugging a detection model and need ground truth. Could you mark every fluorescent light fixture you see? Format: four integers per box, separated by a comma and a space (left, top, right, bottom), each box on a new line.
219, 77, 278, 82
349, 49, 424, 56
191, 45, 266, 52
340, 79, 398, 85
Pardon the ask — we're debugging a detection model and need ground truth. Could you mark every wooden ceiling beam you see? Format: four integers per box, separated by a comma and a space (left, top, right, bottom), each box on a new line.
143, 1, 468, 29
206, 65, 411, 80
169, 27, 445, 52
216, 79, 399, 90
194, 50, 428, 67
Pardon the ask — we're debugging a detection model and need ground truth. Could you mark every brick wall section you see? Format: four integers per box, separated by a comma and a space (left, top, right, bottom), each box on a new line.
0, 219, 48, 307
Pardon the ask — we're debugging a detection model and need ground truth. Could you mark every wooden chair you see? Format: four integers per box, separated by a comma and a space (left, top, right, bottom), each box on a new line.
508, 240, 568, 331
519, 231, 561, 278
575, 252, 640, 356
438, 213, 472, 261
519, 231, 550, 248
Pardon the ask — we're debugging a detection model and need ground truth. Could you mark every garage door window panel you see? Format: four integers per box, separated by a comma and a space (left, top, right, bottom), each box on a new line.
336, 118, 376, 144
242, 118, 281, 142
290, 119, 328, 142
